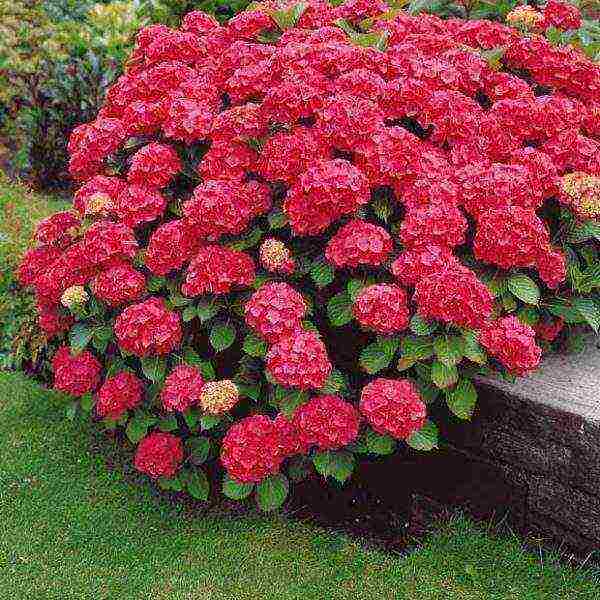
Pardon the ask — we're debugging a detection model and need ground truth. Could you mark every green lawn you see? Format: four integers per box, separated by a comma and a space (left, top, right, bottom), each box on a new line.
0, 370, 598, 599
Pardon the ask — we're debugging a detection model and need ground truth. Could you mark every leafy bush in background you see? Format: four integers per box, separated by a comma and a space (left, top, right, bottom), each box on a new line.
17, 2, 600, 511
0, 0, 246, 192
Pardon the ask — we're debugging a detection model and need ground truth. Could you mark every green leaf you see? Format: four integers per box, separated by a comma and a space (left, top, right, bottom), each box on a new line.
199, 361, 216, 381
327, 292, 353, 326
431, 360, 458, 389
126, 413, 157, 444
401, 335, 434, 361
147, 276, 167, 292
286, 456, 313, 482
187, 437, 210, 464
158, 475, 183, 491
270, 2, 307, 29
169, 293, 191, 307
140, 356, 167, 383
365, 430, 396, 455
92, 325, 113, 353
200, 414, 220, 430
196, 302, 220, 323
229, 226, 264, 251
243, 333, 268, 358
65, 401, 78, 421
278, 389, 309, 418
223, 476, 255, 500
347, 279, 365, 302
508, 274, 540, 305
69, 323, 94, 355
268, 210, 288, 229
446, 378, 477, 420
407, 420, 439, 451
311, 259, 335, 288
573, 298, 600, 333
80, 393, 94, 413
320, 369, 347, 395
462, 331, 487, 365
313, 451, 355, 483
256, 474, 289, 511
186, 469, 210, 501
183, 409, 198, 430
359, 337, 399, 374
434, 335, 463, 366
182, 305, 197, 322
209, 323, 236, 352
158, 415, 179, 432
410, 315, 437, 335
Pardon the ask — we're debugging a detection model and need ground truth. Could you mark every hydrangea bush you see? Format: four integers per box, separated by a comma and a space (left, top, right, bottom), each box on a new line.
18, 1, 600, 510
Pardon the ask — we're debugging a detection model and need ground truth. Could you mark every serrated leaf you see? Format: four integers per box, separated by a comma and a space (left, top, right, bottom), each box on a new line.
196, 301, 219, 323
327, 292, 353, 326
141, 356, 167, 383
159, 415, 179, 432
243, 333, 268, 358
359, 337, 399, 374
573, 297, 600, 332
69, 323, 94, 355
407, 420, 438, 451
169, 293, 192, 307
446, 378, 477, 420
278, 389, 309, 418
209, 323, 236, 352
462, 331, 487, 365
268, 210, 288, 229
256, 474, 289, 511
147, 276, 167, 292
223, 476, 254, 500
126, 413, 157, 443
508, 274, 540, 305
80, 393, 94, 413
186, 469, 210, 501
347, 279, 365, 302
320, 369, 347, 395
200, 414, 221, 430
365, 430, 396, 455
158, 475, 183, 491
410, 315, 437, 335
183, 409, 199, 430
431, 360, 458, 389
182, 305, 197, 322
401, 335, 434, 360
434, 335, 463, 366
311, 259, 335, 288
229, 226, 264, 251
313, 451, 355, 483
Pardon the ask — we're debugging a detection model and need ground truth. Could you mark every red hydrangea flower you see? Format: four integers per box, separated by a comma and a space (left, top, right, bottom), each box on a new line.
291, 395, 360, 451
91, 262, 146, 307
541, 0, 582, 31
35, 212, 80, 248
228, 10, 274, 41
52, 346, 102, 397
181, 10, 219, 36
535, 317, 564, 343
113, 184, 167, 229
17, 246, 61, 287
144, 220, 200, 276
353, 284, 410, 335
122, 99, 167, 136
284, 159, 369, 235
210, 102, 267, 143
221, 415, 284, 483
73, 176, 126, 216
399, 203, 467, 250
114, 297, 182, 356
360, 378, 427, 440
261, 80, 326, 123
163, 97, 215, 143
83, 221, 138, 267
478, 316, 541, 376
391, 246, 458, 287
266, 330, 332, 390
197, 139, 259, 182
317, 94, 384, 151
127, 143, 181, 189
257, 127, 331, 185
325, 219, 392, 268
134, 432, 184, 479
414, 265, 494, 329
161, 365, 205, 412
38, 303, 73, 338
96, 371, 143, 420
182, 245, 255, 296
245, 282, 306, 343
273, 413, 309, 457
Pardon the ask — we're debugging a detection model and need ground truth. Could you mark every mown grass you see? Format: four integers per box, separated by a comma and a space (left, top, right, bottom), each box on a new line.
1, 370, 598, 600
